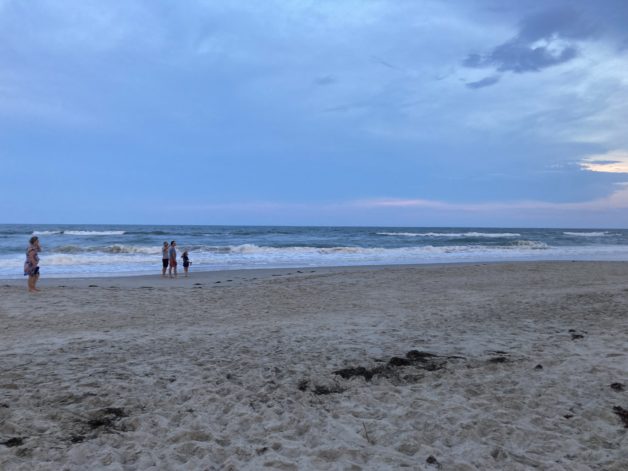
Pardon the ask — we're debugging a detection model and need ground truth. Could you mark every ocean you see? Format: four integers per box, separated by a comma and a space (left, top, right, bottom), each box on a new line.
1, 224, 628, 278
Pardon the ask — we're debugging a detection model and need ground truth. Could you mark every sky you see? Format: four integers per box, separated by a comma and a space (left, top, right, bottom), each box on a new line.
1, 0, 627, 228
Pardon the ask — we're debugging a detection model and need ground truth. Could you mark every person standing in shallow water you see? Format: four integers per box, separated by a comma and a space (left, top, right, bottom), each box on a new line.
24, 236, 41, 292
182, 250, 191, 277
161, 241, 170, 277
168, 240, 177, 278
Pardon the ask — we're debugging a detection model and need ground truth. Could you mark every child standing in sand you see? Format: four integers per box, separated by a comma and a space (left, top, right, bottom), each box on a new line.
182, 251, 191, 277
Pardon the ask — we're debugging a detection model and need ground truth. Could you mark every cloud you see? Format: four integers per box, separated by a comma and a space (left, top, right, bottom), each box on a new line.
466, 75, 500, 89
314, 75, 336, 86
463, 6, 596, 75
581, 150, 628, 173
358, 184, 628, 211
370, 55, 402, 71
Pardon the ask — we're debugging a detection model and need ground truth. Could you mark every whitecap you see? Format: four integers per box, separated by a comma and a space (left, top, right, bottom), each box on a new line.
377, 231, 521, 238
563, 231, 608, 237
32, 230, 62, 235
63, 230, 126, 236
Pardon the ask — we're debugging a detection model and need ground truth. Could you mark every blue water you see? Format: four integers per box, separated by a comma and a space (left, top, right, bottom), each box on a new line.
1, 224, 628, 278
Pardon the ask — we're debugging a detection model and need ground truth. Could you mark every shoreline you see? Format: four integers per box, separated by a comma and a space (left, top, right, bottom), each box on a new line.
3, 259, 628, 287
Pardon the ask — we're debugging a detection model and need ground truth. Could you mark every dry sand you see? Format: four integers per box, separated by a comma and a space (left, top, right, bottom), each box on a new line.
1, 262, 627, 470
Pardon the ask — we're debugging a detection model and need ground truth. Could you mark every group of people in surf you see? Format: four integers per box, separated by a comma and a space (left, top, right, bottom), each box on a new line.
23, 236, 193, 293
161, 240, 191, 278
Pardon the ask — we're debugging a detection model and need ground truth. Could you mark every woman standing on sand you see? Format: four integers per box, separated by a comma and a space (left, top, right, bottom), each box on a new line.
24, 236, 41, 292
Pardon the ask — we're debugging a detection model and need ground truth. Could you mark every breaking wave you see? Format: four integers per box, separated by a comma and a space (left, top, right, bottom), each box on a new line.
52, 245, 160, 255
63, 230, 126, 236
377, 232, 521, 238
32, 230, 63, 235
563, 231, 609, 237
32, 230, 126, 236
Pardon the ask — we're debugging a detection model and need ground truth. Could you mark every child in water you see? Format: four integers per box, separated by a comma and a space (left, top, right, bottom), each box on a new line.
182, 251, 191, 277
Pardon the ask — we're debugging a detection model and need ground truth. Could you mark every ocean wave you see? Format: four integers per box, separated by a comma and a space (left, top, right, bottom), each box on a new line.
44, 242, 552, 259
377, 231, 521, 238
563, 231, 609, 237
508, 240, 549, 249
100, 245, 159, 254
63, 230, 126, 236
32, 230, 127, 236
208, 243, 549, 255
52, 244, 160, 255
32, 230, 63, 235
127, 230, 169, 236
5, 243, 628, 277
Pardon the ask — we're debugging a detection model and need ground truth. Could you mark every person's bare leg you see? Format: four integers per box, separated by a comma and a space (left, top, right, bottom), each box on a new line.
28, 274, 39, 292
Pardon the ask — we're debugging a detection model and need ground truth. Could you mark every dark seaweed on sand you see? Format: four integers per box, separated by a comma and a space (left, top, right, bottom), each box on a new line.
333, 350, 454, 383
613, 406, 628, 428
313, 384, 344, 395
1, 437, 24, 447
87, 407, 127, 429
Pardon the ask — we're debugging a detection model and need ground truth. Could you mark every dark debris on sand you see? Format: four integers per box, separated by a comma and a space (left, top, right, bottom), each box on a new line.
613, 406, 628, 428
297, 378, 345, 395
334, 366, 379, 381
426, 455, 441, 468
1, 437, 25, 448
488, 356, 509, 364
568, 329, 586, 340
64, 407, 129, 443
332, 350, 458, 384
87, 407, 127, 430
313, 384, 345, 395
610, 382, 625, 392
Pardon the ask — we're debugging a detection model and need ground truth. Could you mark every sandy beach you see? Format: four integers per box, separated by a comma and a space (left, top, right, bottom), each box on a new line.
1, 261, 627, 470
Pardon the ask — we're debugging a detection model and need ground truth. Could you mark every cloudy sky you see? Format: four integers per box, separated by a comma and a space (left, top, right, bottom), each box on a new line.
1, 0, 627, 227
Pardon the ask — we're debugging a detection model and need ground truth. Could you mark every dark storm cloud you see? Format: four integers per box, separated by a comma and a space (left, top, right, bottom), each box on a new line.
463, 6, 597, 76
465, 75, 500, 89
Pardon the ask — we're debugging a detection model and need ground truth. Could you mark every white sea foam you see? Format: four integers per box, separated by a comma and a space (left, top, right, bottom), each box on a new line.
51, 245, 160, 254
206, 243, 549, 257
377, 231, 521, 238
101, 245, 160, 254
563, 231, 609, 237
509, 240, 549, 249
32, 230, 63, 235
3, 241, 628, 278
